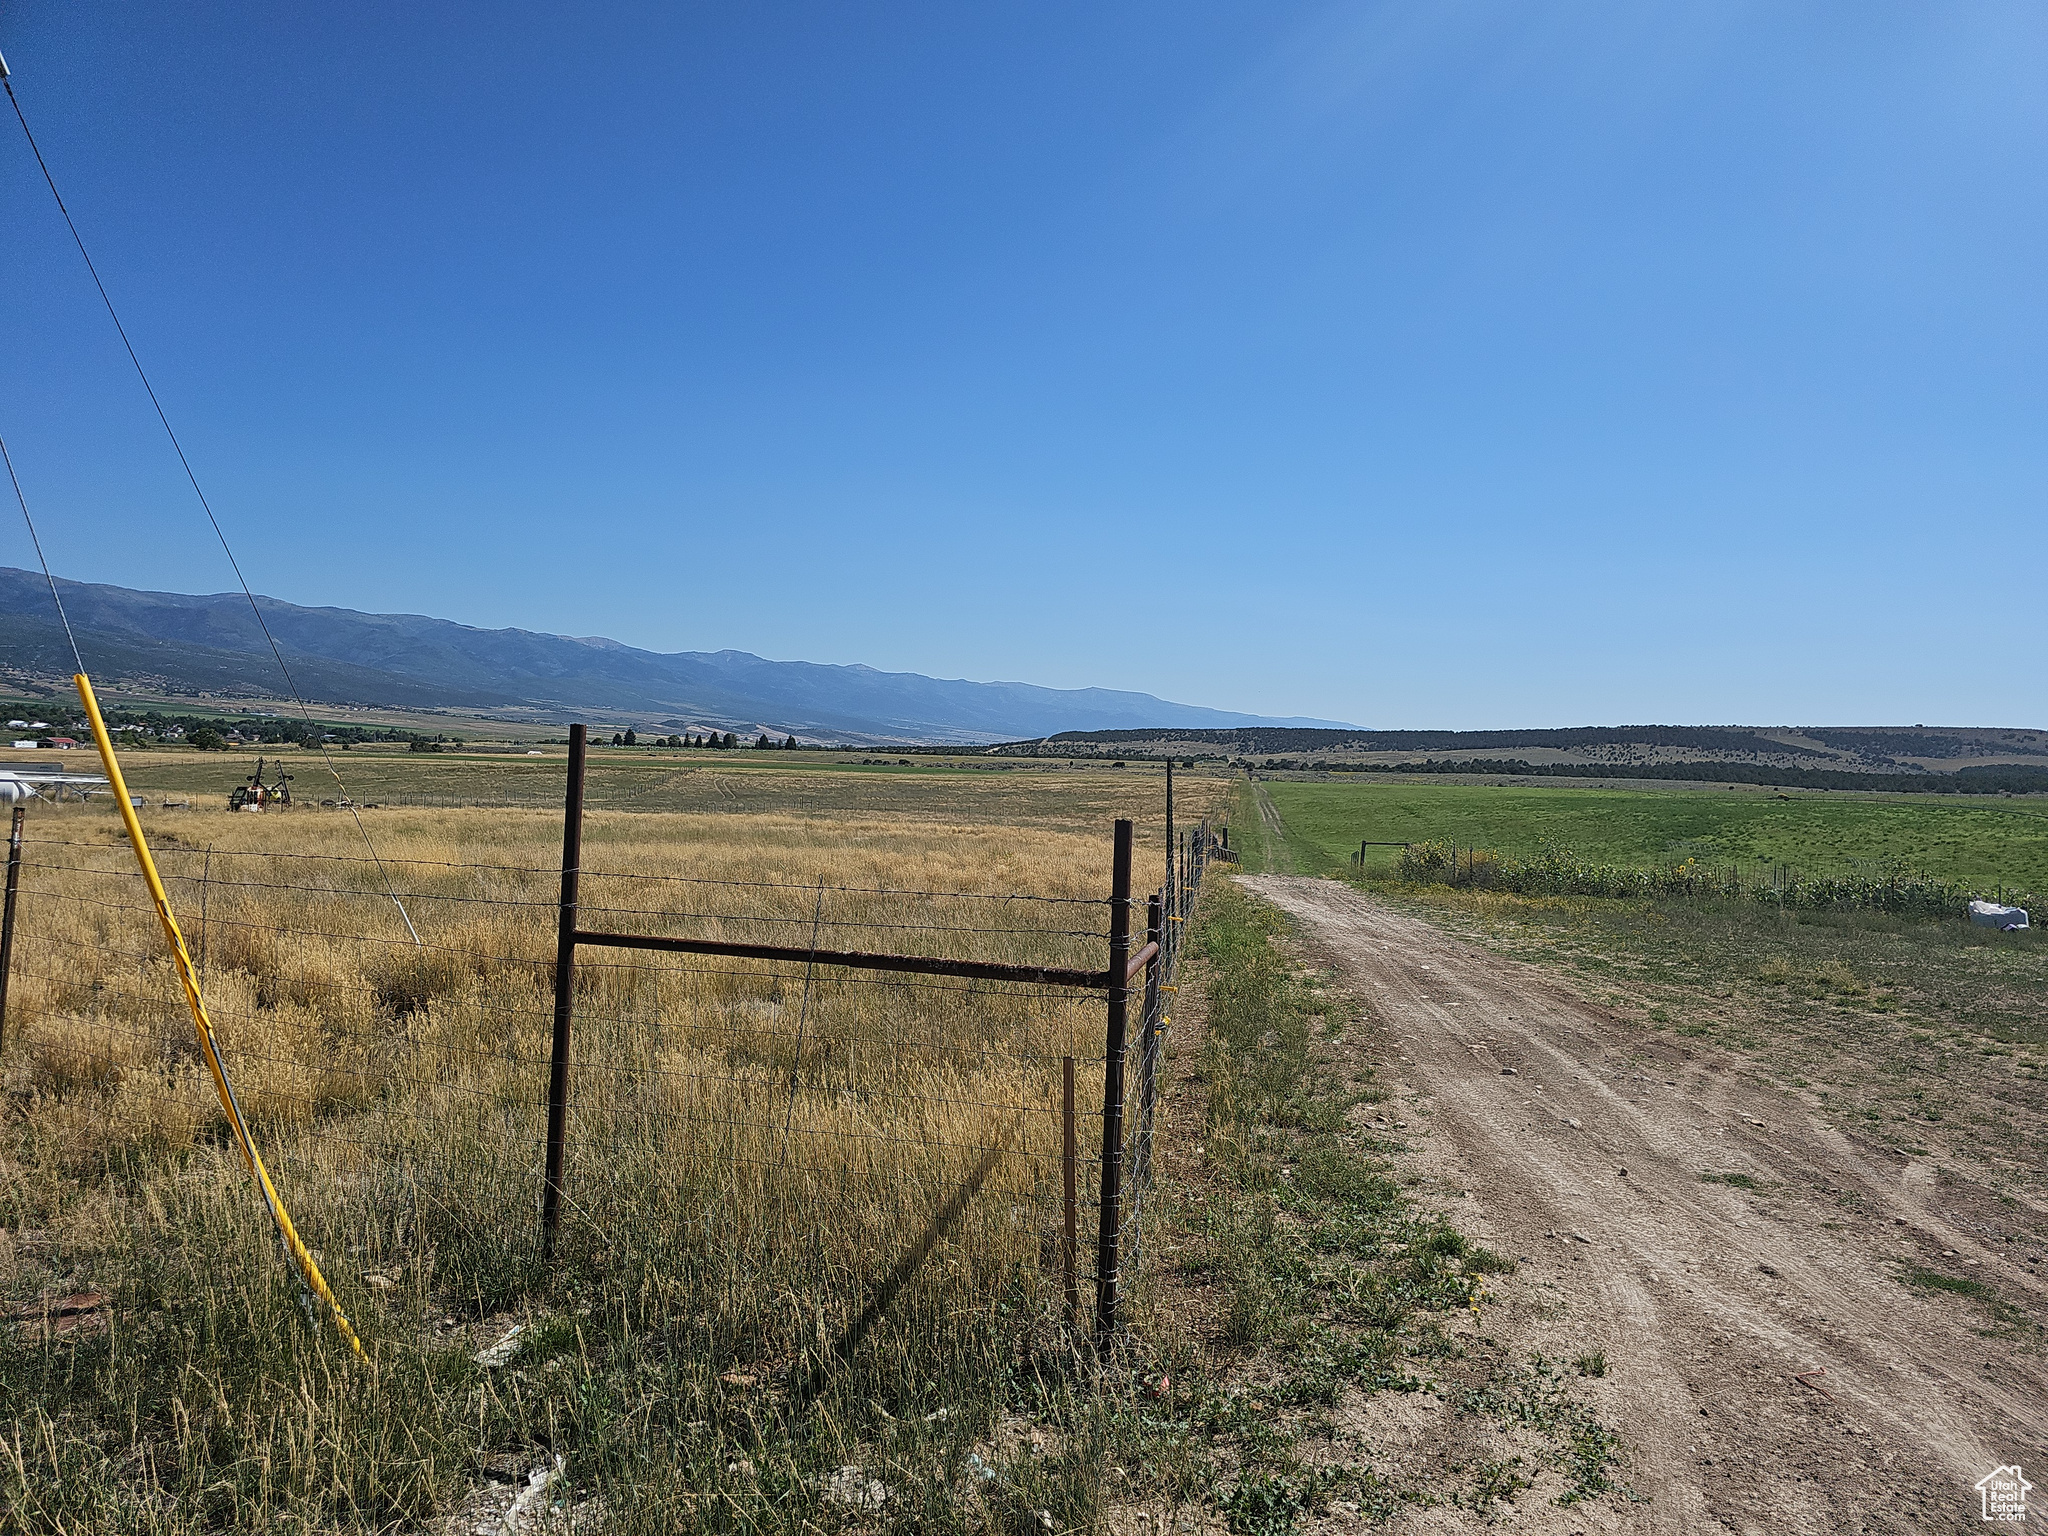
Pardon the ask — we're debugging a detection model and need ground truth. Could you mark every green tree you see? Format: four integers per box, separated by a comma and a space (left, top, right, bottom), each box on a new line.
722, 732, 738, 749
783, 736, 798, 750
188, 727, 226, 751
623, 728, 637, 746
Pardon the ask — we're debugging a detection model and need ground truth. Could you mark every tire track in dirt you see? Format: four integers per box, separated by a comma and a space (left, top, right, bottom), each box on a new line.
1243, 875, 2047, 1535
1249, 780, 1295, 872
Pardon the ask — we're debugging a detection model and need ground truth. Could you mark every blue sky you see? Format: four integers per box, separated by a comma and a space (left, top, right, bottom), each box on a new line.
2, 3, 2041, 728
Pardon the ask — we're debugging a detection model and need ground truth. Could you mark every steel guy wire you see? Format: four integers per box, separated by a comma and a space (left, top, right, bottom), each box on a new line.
3, 68, 420, 949
0, 430, 84, 675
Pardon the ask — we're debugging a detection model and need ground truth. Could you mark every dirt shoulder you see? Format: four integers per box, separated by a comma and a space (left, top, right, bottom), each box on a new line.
1120, 876, 1634, 1533
1242, 874, 2048, 1535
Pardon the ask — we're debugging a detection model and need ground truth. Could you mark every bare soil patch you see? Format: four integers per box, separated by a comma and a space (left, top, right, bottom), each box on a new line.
1243, 875, 2047, 1535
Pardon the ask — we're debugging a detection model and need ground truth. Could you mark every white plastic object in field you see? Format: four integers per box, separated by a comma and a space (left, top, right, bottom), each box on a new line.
1968, 900, 2030, 931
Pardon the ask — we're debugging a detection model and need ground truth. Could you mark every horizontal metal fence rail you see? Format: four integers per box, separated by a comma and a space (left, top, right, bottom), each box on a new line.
572, 929, 1112, 992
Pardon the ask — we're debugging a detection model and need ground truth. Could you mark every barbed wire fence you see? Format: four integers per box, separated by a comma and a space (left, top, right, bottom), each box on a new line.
0, 736, 1220, 1354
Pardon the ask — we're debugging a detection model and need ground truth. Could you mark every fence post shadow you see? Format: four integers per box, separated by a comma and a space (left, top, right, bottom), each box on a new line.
791, 1140, 1007, 1405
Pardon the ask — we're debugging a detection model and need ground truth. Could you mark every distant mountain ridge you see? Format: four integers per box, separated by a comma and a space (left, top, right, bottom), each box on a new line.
0, 568, 1350, 743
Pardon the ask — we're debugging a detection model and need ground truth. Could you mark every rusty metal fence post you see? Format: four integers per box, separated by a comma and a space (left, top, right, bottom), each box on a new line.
1165, 760, 1175, 907
1128, 891, 1164, 1243
0, 806, 23, 1062
1093, 817, 1134, 1343
541, 724, 587, 1261
1108, 806, 1222, 1330
1140, 894, 1163, 1149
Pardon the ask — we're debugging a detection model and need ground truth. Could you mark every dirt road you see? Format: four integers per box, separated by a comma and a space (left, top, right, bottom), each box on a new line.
1242, 874, 2047, 1534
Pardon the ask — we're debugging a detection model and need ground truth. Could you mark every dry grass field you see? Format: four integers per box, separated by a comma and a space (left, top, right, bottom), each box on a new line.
76, 742, 1175, 819
0, 753, 1226, 1533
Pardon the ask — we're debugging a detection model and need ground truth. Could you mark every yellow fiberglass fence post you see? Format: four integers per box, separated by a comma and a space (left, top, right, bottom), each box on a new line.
74, 673, 366, 1360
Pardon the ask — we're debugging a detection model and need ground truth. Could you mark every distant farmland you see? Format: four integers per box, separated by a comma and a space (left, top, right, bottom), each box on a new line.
996, 723, 2048, 791
1255, 778, 2048, 893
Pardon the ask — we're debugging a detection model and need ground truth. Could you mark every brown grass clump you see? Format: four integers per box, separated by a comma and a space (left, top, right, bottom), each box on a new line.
0, 774, 1223, 1531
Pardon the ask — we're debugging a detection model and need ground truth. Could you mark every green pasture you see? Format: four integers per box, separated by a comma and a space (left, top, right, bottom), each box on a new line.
1253, 778, 2048, 894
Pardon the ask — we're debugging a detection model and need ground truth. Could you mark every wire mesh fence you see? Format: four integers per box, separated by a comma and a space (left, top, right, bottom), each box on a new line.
0, 750, 1219, 1355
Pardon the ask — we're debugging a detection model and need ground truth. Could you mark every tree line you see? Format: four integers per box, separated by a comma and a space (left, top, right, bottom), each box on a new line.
607, 730, 803, 750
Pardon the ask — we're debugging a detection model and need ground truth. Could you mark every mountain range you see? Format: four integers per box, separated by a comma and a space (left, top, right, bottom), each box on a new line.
0, 568, 1349, 744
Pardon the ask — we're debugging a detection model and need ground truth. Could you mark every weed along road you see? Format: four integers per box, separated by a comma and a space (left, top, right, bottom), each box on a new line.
1242, 874, 2048, 1535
